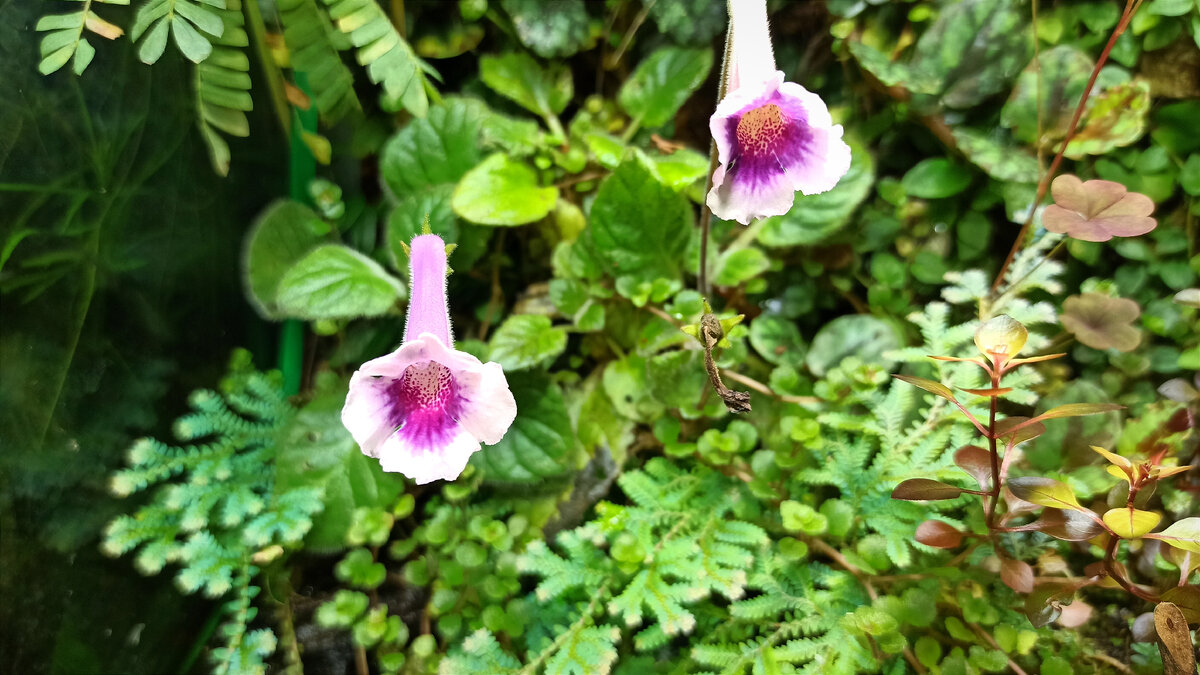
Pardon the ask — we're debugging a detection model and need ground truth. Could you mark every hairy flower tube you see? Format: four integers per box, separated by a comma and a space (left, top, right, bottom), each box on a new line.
341, 234, 517, 484
706, 0, 852, 225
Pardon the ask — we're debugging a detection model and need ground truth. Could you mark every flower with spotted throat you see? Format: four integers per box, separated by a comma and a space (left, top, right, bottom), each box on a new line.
341, 233, 517, 484
707, 0, 852, 225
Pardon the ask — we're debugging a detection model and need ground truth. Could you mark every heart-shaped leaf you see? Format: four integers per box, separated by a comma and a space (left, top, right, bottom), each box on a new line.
1042, 175, 1156, 242
1060, 293, 1142, 352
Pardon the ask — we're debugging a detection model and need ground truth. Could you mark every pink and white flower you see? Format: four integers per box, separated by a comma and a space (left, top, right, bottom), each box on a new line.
707, 0, 852, 225
341, 234, 517, 484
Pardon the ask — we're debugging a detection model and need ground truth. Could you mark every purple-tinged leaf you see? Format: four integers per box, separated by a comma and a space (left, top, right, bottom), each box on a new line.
994, 416, 1046, 445
914, 520, 962, 549
1030, 508, 1106, 541
1000, 558, 1034, 593
892, 479, 965, 501
1060, 293, 1142, 352
1042, 174, 1156, 242
953, 445, 993, 491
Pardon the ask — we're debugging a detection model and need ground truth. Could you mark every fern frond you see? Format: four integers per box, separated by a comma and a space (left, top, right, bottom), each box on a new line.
35, 0, 128, 76
439, 630, 521, 675
194, 0, 253, 176
132, 0, 228, 65
319, 0, 431, 115
210, 567, 277, 675
544, 625, 621, 675
278, 0, 361, 122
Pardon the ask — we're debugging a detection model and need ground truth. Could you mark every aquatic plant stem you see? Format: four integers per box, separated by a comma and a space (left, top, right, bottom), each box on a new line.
985, 373, 1001, 529
990, 0, 1145, 295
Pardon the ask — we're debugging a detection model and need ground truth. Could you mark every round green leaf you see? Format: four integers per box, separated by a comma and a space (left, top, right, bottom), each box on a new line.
275, 245, 406, 320
479, 52, 573, 119
242, 200, 331, 319
618, 47, 713, 128
588, 159, 692, 282
380, 98, 487, 197
472, 372, 574, 483
452, 154, 558, 226
749, 315, 806, 368
758, 139, 874, 246
806, 315, 902, 376
901, 158, 973, 199
488, 315, 568, 370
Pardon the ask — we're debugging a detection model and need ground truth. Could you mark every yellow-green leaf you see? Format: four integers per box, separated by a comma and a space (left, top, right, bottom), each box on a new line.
893, 374, 957, 401
1008, 477, 1084, 511
1033, 402, 1123, 421
1102, 507, 1160, 538
1147, 517, 1200, 554
1091, 445, 1133, 481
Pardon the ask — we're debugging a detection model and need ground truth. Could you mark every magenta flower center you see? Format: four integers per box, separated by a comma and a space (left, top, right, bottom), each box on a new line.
386, 361, 461, 449
403, 360, 455, 403
735, 104, 786, 157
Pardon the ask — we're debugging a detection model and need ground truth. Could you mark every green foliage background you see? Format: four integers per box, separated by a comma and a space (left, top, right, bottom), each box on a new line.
1, 0, 1198, 674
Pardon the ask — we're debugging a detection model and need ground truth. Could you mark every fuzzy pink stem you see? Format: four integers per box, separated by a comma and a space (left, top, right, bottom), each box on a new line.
404, 234, 453, 347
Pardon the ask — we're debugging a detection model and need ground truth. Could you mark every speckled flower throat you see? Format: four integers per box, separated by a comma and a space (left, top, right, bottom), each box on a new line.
735, 103, 786, 156
342, 233, 517, 485
706, 0, 850, 224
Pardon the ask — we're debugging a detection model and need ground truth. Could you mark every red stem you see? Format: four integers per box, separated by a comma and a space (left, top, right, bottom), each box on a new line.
990, 0, 1144, 295
985, 371, 1002, 528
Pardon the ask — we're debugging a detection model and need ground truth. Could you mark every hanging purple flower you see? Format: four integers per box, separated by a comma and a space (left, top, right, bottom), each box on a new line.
707, 0, 852, 225
341, 234, 517, 484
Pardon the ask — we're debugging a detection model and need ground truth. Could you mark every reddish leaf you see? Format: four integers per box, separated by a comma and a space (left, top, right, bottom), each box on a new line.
1042, 174, 1157, 242
1030, 508, 1106, 541
928, 355, 987, 366
1002, 486, 1041, 518
892, 479, 965, 501
958, 386, 1013, 397
994, 416, 1046, 445
954, 445, 993, 491
1027, 402, 1123, 425
1060, 293, 1142, 352
915, 520, 962, 549
1001, 558, 1035, 593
